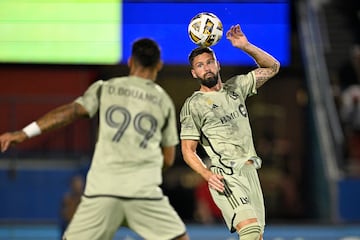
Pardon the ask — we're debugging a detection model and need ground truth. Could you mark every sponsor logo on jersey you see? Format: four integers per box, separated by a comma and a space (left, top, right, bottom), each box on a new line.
220, 111, 241, 124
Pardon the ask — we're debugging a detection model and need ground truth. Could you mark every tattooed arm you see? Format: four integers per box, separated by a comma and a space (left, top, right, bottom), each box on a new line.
226, 24, 280, 88
36, 102, 89, 133
0, 102, 89, 152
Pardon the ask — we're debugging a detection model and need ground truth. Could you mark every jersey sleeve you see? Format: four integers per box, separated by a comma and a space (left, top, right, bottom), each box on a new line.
74, 80, 103, 118
231, 71, 257, 97
180, 97, 201, 140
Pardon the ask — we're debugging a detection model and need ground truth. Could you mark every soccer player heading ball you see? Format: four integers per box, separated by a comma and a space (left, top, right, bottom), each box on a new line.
180, 24, 280, 240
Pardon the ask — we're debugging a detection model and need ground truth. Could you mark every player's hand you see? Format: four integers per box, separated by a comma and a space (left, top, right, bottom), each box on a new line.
0, 131, 27, 153
207, 173, 225, 193
226, 24, 249, 50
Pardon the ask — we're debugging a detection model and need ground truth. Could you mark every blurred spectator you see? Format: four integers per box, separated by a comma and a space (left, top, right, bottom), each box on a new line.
339, 45, 360, 176
338, 46, 360, 92
60, 174, 85, 238
340, 85, 360, 129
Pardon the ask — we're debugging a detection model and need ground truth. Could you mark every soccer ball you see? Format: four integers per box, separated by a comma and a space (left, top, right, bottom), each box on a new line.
188, 12, 223, 47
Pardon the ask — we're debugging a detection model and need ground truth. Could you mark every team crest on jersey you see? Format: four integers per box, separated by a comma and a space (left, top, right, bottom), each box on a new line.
229, 91, 239, 100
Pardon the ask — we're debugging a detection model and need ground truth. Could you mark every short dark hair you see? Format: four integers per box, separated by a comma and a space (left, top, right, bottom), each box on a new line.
132, 38, 161, 68
188, 47, 215, 66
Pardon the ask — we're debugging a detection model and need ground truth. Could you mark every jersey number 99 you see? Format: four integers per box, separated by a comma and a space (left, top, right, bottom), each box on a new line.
105, 105, 158, 148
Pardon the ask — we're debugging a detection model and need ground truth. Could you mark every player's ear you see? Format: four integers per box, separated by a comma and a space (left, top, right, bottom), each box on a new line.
156, 60, 163, 72
127, 56, 133, 67
191, 68, 198, 78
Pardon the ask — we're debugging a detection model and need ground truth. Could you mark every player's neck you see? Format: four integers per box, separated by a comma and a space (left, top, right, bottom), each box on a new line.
130, 67, 157, 81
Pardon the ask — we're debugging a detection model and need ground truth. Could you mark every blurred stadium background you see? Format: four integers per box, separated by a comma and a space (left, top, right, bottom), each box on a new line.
0, 0, 360, 239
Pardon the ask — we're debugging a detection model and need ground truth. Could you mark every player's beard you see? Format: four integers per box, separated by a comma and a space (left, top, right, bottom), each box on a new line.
199, 72, 219, 88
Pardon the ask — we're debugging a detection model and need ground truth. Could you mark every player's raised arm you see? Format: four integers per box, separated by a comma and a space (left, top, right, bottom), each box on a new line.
226, 24, 280, 88
0, 102, 89, 153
